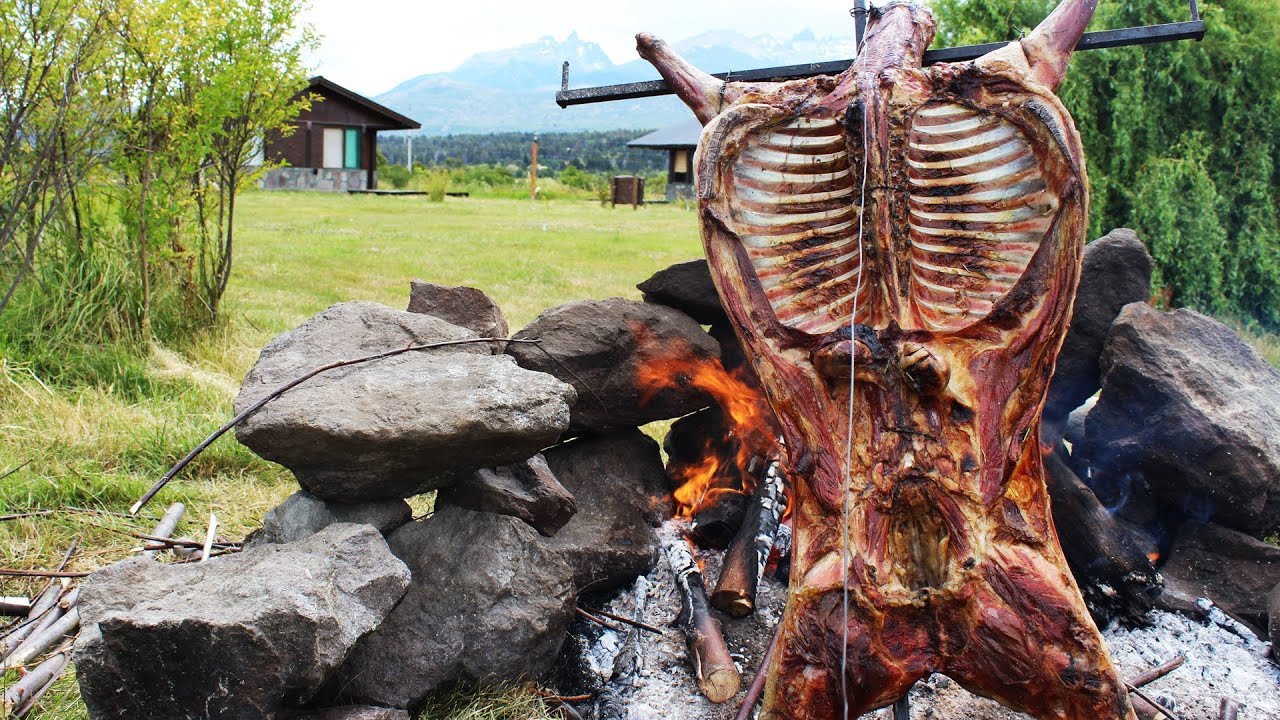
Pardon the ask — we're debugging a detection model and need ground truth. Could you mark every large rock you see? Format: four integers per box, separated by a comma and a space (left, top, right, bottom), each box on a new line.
234, 302, 576, 502
406, 280, 509, 340
637, 259, 726, 325
1157, 521, 1280, 631
436, 454, 577, 537
291, 707, 409, 720
542, 430, 672, 592
507, 298, 719, 433
245, 491, 412, 548
1044, 229, 1153, 423
1084, 304, 1280, 535
76, 524, 410, 720
331, 506, 575, 709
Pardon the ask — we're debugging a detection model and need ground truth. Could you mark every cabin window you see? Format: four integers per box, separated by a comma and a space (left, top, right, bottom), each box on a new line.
321, 127, 362, 169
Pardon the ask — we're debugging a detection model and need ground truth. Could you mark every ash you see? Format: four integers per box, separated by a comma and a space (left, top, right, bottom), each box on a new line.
561, 521, 1280, 720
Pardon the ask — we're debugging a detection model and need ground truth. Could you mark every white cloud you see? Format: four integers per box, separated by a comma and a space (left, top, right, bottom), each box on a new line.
300, 0, 862, 95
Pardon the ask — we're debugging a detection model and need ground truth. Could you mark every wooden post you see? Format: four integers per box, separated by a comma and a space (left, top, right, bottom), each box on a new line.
530, 135, 539, 200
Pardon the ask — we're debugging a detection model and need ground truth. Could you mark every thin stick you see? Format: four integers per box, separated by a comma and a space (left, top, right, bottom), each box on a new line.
1127, 683, 1182, 720
142, 502, 185, 559
579, 606, 665, 635
1128, 654, 1185, 688
0, 510, 52, 522
1218, 697, 1239, 720
735, 622, 783, 720
575, 607, 625, 633
200, 513, 218, 563
130, 337, 543, 515
0, 460, 31, 483
534, 690, 594, 703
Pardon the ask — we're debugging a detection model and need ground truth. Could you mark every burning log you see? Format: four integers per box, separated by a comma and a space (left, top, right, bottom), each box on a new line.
712, 458, 786, 617
1044, 448, 1162, 625
664, 533, 740, 703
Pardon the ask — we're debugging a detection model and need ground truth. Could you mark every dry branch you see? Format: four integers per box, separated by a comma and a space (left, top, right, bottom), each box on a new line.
0, 569, 90, 579
579, 606, 664, 635
130, 336, 544, 515
712, 458, 785, 617
2, 646, 70, 716
1129, 655, 1185, 688
665, 533, 740, 703
735, 623, 782, 720
3, 607, 78, 670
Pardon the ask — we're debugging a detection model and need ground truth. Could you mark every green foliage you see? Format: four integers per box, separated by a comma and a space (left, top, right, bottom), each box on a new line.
382, 129, 666, 175
932, 0, 1280, 328
424, 169, 451, 202
383, 164, 412, 189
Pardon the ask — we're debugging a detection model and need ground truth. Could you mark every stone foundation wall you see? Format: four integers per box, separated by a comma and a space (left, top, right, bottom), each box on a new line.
261, 167, 369, 192
666, 181, 694, 202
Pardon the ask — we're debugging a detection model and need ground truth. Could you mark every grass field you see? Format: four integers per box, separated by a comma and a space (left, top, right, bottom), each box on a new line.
0, 192, 701, 720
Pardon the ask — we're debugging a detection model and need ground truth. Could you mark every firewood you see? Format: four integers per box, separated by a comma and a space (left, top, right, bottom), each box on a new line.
735, 624, 782, 720
665, 533, 741, 703
1, 645, 70, 716
142, 502, 185, 559
2, 607, 78, 670
1128, 655, 1185, 688
0, 585, 59, 657
713, 458, 785, 617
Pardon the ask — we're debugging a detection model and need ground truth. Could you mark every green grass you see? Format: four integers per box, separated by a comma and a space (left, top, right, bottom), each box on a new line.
0, 191, 700, 719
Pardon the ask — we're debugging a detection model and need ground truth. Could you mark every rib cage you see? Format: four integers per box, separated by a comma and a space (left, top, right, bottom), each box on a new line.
728, 117, 869, 336
907, 102, 1058, 331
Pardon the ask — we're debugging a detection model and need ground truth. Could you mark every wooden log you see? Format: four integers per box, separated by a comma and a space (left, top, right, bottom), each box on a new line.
3, 607, 78, 670
665, 533, 741, 703
2, 646, 70, 716
712, 458, 785, 617
1045, 449, 1161, 625
142, 502, 186, 559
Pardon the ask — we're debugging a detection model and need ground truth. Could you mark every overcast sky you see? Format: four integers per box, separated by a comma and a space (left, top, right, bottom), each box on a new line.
300, 0, 864, 96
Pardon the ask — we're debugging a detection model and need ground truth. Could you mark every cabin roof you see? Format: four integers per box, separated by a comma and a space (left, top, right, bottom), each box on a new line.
628, 117, 702, 150
307, 76, 420, 130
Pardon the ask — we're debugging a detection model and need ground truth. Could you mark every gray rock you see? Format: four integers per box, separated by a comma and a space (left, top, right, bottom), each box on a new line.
1084, 304, 1280, 535
406, 280, 509, 340
1044, 229, 1153, 423
234, 301, 576, 502
507, 298, 719, 433
436, 454, 577, 537
542, 430, 672, 592
637, 259, 726, 325
245, 491, 412, 548
332, 506, 575, 709
76, 524, 410, 720
1157, 521, 1280, 631
291, 707, 409, 720
1269, 583, 1280, 663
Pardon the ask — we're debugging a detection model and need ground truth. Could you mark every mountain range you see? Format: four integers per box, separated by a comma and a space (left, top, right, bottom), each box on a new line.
373, 30, 859, 136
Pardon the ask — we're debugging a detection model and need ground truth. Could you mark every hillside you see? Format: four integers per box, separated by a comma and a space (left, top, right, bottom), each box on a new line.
378, 129, 668, 174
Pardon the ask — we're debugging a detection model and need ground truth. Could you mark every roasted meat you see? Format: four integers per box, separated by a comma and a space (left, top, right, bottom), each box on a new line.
638, 0, 1136, 717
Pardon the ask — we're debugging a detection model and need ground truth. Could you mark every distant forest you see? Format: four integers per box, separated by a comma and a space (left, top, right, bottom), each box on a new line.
377, 130, 667, 175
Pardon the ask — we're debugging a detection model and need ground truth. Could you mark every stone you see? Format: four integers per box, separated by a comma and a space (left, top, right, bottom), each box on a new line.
636, 259, 726, 325
1044, 229, 1153, 423
436, 454, 577, 537
406, 280, 509, 340
331, 506, 575, 710
245, 491, 412, 548
507, 297, 719, 433
75, 524, 410, 720
1269, 583, 1280, 663
1084, 304, 1280, 535
542, 430, 672, 592
234, 301, 576, 502
291, 707, 409, 720
1157, 521, 1280, 632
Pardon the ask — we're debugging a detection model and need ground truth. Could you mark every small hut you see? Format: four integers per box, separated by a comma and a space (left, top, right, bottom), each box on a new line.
628, 118, 702, 202
262, 76, 420, 192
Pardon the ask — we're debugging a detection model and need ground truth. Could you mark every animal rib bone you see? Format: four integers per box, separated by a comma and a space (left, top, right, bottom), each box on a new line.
639, 0, 1136, 717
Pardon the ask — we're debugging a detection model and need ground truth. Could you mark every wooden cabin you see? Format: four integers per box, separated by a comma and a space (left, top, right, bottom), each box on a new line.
627, 118, 702, 202
262, 76, 420, 192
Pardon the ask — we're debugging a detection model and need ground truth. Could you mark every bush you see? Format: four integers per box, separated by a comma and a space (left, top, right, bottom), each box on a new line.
383, 164, 411, 189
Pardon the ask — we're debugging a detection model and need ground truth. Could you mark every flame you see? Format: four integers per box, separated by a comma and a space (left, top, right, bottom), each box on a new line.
1147, 551, 1160, 564
632, 323, 781, 518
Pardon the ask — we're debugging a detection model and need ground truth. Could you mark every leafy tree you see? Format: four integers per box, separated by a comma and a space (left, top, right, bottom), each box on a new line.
932, 0, 1280, 328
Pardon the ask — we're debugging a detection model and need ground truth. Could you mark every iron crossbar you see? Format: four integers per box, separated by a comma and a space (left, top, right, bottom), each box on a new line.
554, 18, 1204, 108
